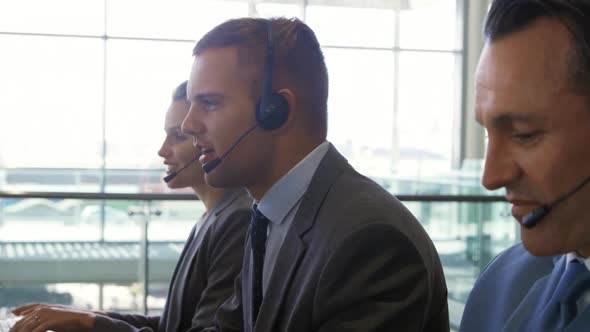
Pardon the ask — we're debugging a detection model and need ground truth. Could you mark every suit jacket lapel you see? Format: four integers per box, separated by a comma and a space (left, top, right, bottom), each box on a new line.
242, 243, 253, 332
172, 192, 241, 330
254, 144, 349, 331
503, 256, 566, 331
502, 273, 554, 331
254, 235, 305, 331
163, 224, 200, 332
280, 144, 348, 238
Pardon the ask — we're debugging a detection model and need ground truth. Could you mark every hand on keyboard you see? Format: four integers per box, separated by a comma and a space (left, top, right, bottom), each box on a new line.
8, 306, 95, 332
0, 318, 17, 332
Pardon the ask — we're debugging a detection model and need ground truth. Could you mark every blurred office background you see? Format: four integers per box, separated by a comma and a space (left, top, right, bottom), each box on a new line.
0, 0, 507, 329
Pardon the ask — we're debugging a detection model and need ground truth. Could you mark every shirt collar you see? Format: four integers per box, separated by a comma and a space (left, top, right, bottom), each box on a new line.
257, 141, 330, 224
566, 252, 590, 271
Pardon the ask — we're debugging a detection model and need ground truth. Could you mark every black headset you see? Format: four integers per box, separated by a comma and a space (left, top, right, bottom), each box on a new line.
255, 20, 290, 130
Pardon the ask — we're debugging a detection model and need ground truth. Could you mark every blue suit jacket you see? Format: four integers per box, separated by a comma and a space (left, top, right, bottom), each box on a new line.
460, 243, 590, 331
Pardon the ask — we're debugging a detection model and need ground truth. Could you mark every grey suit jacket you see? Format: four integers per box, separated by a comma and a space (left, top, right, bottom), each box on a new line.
205, 145, 449, 332
460, 243, 590, 332
93, 189, 251, 332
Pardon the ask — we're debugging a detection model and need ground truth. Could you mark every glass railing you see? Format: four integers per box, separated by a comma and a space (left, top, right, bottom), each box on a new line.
0, 191, 510, 329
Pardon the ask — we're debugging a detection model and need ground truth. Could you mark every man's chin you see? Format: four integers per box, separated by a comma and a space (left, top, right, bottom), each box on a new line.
522, 241, 556, 257
204, 171, 241, 189
204, 173, 224, 188
167, 181, 182, 190
520, 227, 567, 257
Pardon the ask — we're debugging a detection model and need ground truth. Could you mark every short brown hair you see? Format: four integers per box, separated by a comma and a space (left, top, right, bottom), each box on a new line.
485, 0, 590, 93
193, 17, 329, 138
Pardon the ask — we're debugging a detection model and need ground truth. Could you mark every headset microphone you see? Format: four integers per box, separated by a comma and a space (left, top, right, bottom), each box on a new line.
521, 173, 590, 228
163, 154, 200, 183
202, 124, 258, 173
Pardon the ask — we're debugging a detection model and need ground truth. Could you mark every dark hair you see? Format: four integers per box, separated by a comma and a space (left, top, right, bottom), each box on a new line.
172, 80, 188, 102
193, 17, 329, 138
485, 0, 590, 92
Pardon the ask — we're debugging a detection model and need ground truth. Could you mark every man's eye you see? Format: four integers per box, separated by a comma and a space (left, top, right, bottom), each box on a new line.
204, 100, 218, 111
513, 131, 541, 142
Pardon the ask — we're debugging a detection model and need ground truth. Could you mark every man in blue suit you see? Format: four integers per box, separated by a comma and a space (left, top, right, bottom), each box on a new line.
460, 1, 590, 331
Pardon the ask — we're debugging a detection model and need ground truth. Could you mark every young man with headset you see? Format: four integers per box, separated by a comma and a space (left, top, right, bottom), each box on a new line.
460, 0, 590, 331
181, 17, 449, 332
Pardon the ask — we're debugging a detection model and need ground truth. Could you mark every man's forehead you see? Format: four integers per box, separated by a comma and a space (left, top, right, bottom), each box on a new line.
474, 25, 577, 126
477, 18, 574, 91
193, 47, 240, 72
188, 47, 252, 91
474, 79, 552, 124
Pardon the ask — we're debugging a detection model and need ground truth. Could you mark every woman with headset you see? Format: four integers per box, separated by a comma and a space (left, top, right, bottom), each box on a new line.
10, 81, 251, 332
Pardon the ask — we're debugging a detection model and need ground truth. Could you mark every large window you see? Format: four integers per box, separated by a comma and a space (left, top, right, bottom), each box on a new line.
0, 1, 496, 329
0, 0, 466, 194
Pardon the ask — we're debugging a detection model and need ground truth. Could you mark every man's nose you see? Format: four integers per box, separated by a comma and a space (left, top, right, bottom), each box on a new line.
481, 141, 521, 191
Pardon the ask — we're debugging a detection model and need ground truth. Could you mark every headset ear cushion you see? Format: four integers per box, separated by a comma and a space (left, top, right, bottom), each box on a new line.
256, 93, 290, 130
